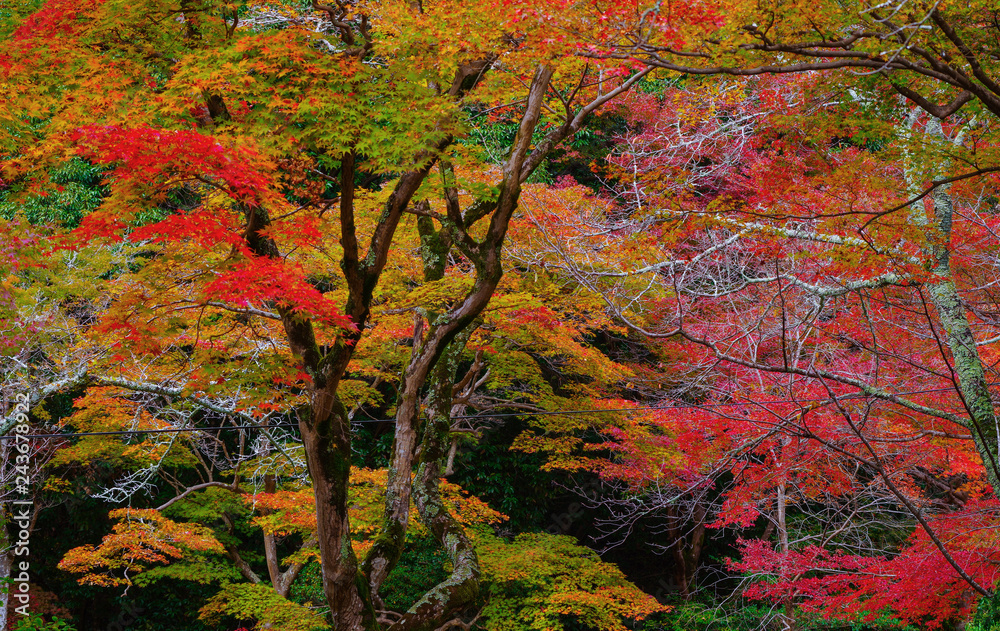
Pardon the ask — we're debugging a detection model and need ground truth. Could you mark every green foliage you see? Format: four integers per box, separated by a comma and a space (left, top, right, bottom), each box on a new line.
475, 531, 665, 631
0, 158, 106, 228
636, 75, 686, 95
350, 424, 394, 469
970, 591, 1000, 631
110, 582, 219, 631
163, 486, 251, 525
449, 418, 557, 530
380, 534, 450, 611
465, 119, 519, 164
464, 119, 552, 182
0, 0, 43, 37
133, 554, 243, 587
12, 615, 77, 631
289, 561, 326, 608
199, 583, 330, 631
650, 600, 917, 631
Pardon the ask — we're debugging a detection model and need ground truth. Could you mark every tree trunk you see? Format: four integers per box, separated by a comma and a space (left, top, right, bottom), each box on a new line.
301, 390, 372, 629
261, 475, 309, 598
1, 503, 11, 631
776, 480, 797, 631
909, 118, 1000, 493
390, 328, 481, 631
362, 316, 430, 599
361, 64, 555, 599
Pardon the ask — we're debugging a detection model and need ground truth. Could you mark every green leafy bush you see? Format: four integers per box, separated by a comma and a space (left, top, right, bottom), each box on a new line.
475, 532, 666, 631
12, 614, 77, 631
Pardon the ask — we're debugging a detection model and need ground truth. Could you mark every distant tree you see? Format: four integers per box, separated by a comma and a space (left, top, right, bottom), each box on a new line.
519, 72, 1000, 626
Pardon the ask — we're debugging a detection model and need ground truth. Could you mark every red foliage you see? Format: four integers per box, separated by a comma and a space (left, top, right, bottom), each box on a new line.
69, 126, 273, 204
205, 258, 355, 330
732, 501, 1000, 628
129, 209, 247, 250
12, 0, 107, 42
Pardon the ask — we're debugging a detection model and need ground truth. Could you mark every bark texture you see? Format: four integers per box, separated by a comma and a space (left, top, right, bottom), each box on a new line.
909, 119, 1000, 493
362, 64, 555, 600
389, 329, 482, 631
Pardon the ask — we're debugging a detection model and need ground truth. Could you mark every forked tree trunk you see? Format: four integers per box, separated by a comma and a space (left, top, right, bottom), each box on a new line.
389, 328, 481, 631
361, 64, 555, 600
261, 475, 311, 598
664, 503, 706, 599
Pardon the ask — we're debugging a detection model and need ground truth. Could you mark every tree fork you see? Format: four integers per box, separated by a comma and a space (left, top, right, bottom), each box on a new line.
362, 65, 554, 597
390, 327, 481, 631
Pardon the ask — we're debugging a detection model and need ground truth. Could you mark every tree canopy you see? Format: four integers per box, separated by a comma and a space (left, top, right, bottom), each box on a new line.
3, 1, 1000, 631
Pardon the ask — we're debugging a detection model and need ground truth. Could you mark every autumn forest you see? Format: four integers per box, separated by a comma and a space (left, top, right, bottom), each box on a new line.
2, 1, 1000, 630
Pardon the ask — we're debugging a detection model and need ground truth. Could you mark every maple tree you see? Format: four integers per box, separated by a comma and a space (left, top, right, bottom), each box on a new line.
511, 66, 1000, 627
0, 0, 677, 629
1, 166, 650, 631
0, 213, 126, 630
590, 10, 1000, 621
52, 461, 663, 631
7, 0, 1000, 628
597, 0, 1000, 123
32, 175, 653, 628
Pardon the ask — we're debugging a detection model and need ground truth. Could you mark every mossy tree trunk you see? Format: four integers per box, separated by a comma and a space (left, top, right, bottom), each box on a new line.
908, 118, 1000, 494
361, 64, 555, 600
389, 327, 482, 631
